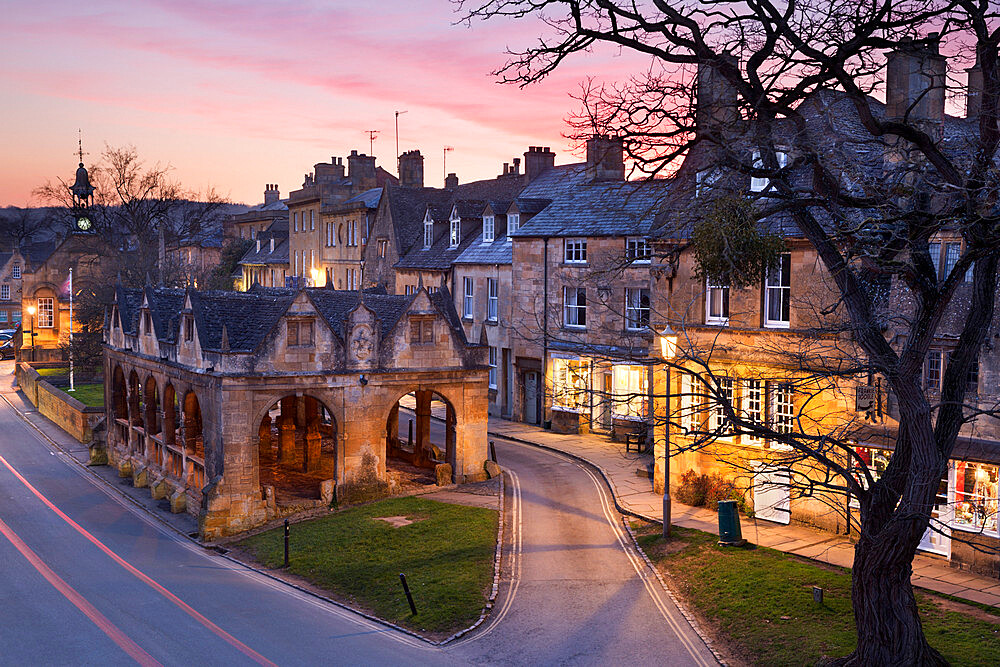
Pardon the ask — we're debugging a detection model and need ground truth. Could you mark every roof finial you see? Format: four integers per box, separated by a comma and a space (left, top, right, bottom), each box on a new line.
77, 129, 86, 166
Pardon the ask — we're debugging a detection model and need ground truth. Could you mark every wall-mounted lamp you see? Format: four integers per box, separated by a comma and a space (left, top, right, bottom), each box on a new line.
359, 374, 368, 386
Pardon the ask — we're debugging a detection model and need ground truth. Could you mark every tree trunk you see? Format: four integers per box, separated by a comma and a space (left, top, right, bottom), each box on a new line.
837, 524, 947, 666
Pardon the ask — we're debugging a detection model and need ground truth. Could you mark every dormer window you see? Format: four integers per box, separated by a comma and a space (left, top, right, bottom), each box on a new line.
449, 214, 461, 248
750, 149, 789, 193
626, 238, 650, 263
424, 212, 433, 249
143, 310, 152, 334
287, 319, 314, 347
12, 264, 20, 279
483, 215, 495, 243
507, 214, 519, 243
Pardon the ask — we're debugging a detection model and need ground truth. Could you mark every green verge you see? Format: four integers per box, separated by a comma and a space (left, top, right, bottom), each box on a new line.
62, 383, 104, 407
236, 496, 498, 636
632, 523, 999, 666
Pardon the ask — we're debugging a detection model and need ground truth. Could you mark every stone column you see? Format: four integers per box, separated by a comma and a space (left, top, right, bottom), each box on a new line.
415, 390, 432, 467
386, 403, 399, 456
258, 413, 272, 459
303, 398, 321, 473
278, 396, 297, 466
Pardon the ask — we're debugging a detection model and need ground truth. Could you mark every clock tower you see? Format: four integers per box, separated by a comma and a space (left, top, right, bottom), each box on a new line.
69, 134, 95, 232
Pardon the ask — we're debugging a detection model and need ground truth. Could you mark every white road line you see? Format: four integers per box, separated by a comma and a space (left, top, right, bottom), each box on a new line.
578, 462, 716, 667
451, 468, 522, 645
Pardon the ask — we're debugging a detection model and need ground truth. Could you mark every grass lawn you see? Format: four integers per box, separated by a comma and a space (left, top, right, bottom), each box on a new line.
235, 496, 498, 636
63, 383, 104, 407
36, 368, 67, 378
632, 522, 999, 666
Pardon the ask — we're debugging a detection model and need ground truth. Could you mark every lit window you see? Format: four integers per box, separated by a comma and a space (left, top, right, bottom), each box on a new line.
565, 238, 587, 263
463, 277, 474, 319
851, 446, 890, 507
563, 287, 586, 327
487, 278, 498, 322
952, 462, 998, 534
552, 357, 590, 411
483, 216, 495, 243
679, 373, 701, 435
625, 288, 650, 330
488, 347, 498, 388
450, 214, 461, 248
706, 279, 729, 325
764, 253, 791, 327
626, 238, 650, 263
37, 297, 54, 328
924, 350, 943, 391
612, 365, 647, 419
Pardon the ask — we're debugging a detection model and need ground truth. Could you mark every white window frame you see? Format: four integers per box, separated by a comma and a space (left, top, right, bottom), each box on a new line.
925, 349, 944, 391
624, 287, 650, 331
483, 215, 495, 243
37, 297, 54, 328
710, 376, 735, 438
695, 168, 721, 197
486, 278, 498, 322
769, 382, 794, 449
463, 277, 474, 319
507, 213, 519, 242
764, 253, 791, 328
706, 279, 730, 325
310, 210, 315, 231
563, 286, 586, 328
680, 373, 700, 435
626, 237, 650, 263
12, 264, 21, 279
564, 238, 587, 263
750, 149, 789, 193
449, 214, 461, 249
1, 284, 9, 301
951, 461, 999, 536
488, 347, 498, 389
741, 379, 765, 446
943, 241, 961, 279
551, 356, 590, 412
424, 214, 433, 249
611, 364, 648, 420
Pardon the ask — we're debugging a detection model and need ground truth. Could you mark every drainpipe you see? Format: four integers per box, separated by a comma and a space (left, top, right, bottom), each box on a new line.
542, 237, 549, 427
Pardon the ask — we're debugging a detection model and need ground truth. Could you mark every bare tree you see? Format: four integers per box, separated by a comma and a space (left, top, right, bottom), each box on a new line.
461, 1, 1000, 663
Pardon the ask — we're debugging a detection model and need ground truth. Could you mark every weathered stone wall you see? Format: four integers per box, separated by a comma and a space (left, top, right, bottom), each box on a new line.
16, 363, 103, 443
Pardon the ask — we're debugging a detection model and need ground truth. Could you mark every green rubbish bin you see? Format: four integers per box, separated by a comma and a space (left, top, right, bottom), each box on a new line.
717, 500, 746, 547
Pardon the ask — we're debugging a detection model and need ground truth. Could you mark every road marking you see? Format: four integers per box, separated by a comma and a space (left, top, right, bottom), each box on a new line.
578, 463, 715, 667
0, 453, 278, 667
451, 467, 522, 645
0, 515, 161, 667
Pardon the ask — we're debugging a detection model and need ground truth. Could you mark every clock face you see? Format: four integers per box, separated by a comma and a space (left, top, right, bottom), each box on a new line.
77, 216, 91, 231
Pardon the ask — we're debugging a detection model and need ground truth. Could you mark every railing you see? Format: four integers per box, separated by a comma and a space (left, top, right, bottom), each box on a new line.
187, 455, 205, 491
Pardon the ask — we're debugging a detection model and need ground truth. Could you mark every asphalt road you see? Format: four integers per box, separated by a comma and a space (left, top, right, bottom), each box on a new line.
0, 382, 714, 665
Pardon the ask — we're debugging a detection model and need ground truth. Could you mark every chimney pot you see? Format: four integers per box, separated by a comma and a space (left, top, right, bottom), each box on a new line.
524, 145, 555, 182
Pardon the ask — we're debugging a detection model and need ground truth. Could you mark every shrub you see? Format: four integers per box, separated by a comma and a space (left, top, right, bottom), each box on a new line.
675, 470, 709, 507
675, 469, 753, 517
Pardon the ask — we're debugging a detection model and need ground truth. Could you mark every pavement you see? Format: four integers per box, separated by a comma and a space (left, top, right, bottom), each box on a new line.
0, 362, 718, 664
487, 417, 1000, 610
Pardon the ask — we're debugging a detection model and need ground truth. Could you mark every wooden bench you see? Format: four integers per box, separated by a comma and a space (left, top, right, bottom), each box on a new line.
624, 432, 648, 453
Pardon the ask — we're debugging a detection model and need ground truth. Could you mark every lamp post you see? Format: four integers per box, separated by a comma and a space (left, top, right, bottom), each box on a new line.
658, 323, 679, 538
26, 305, 36, 363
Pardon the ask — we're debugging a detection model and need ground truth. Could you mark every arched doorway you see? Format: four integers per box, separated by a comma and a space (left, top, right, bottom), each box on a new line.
128, 370, 143, 430
111, 366, 127, 421
144, 377, 160, 436
256, 394, 337, 505
183, 391, 203, 458
385, 389, 456, 489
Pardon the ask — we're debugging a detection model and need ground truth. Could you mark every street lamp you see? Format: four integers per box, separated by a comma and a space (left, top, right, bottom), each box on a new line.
26, 305, 36, 363
658, 323, 679, 538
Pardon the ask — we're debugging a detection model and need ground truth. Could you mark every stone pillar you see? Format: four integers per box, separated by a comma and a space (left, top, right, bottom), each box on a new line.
386, 403, 399, 455
415, 390, 432, 467
258, 413, 272, 458
303, 398, 321, 473
278, 396, 297, 465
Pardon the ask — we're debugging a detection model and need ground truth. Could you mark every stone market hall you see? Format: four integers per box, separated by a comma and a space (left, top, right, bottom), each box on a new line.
104, 282, 490, 539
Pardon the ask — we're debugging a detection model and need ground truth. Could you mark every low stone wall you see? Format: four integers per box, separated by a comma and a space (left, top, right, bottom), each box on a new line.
16, 363, 104, 443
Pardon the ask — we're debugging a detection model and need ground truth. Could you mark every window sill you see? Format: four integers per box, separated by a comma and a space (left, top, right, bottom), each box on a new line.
763, 321, 790, 329
461, 316, 474, 322
486, 318, 499, 325
950, 523, 999, 538
624, 326, 650, 334
705, 318, 729, 326
562, 324, 587, 331
562, 261, 589, 267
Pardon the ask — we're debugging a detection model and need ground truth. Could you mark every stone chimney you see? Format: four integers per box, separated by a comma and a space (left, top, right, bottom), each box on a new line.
585, 136, 625, 181
445, 172, 459, 189
524, 146, 556, 181
314, 157, 345, 183
263, 183, 280, 205
886, 34, 946, 137
347, 150, 377, 190
696, 53, 738, 135
398, 150, 424, 188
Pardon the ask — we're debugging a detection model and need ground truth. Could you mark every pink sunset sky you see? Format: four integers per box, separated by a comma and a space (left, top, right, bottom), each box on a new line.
0, 0, 654, 206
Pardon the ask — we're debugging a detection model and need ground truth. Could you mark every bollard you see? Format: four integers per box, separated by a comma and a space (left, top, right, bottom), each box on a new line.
489, 440, 497, 463
813, 586, 824, 604
283, 518, 290, 568
399, 573, 417, 615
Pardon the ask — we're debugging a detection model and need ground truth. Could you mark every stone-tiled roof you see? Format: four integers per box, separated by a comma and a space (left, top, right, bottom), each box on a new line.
189, 289, 296, 352
511, 164, 671, 238
453, 233, 513, 265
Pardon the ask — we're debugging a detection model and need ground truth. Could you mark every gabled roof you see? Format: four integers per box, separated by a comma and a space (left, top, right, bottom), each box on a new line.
453, 233, 513, 265
511, 164, 670, 238
188, 289, 296, 352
